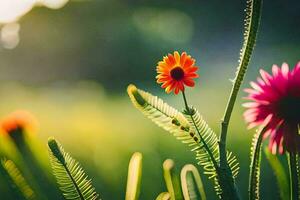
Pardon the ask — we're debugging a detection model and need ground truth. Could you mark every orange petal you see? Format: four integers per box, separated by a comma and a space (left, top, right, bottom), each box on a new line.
185, 73, 199, 78
174, 86, 180, 94
183, 79, 195, 87
183, 58, 195, 68
167, 54, 176, 66
185, 66, 198, 73
174, 51, 180, 65
178, 81, 185, 91
156, 73, 169, 78
165, 81, 176, 93
180, 52, 187, 67
157, 77, 171, 83
157, 67, 170, 74
161, 80, 173, 88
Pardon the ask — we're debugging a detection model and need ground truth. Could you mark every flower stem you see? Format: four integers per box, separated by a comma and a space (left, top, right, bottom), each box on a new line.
219, 0, 263, 169
216, 0, 263, 198
182, 91, 190, 113
249, 127, 265, 200
288, 152, 299, 200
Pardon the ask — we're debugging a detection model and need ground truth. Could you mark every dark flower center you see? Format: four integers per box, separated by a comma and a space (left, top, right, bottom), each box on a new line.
277, 95, 300, 122
170, 67, 184, 81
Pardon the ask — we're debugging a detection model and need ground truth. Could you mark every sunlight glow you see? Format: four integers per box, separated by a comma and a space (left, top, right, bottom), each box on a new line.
37, 0, 69, 9
0, 23, 20, 49
0, 0, 35, 24
0, 0, 69, 24
0, 0, 69, 49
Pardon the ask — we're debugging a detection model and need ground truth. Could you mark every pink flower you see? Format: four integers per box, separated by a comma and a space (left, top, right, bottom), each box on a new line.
243, 62, 300, 154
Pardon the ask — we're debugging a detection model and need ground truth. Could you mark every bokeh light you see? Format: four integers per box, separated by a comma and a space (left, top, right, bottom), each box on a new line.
0, 0, 35, 23
0, 23, 20, 49
0, 0, 69, 49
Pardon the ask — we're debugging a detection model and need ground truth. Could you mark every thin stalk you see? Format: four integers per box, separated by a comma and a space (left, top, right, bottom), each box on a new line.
216, 1, 263, 198
219, 0, 263, 169
248, 128, 265, 200
288, 152, 299, 200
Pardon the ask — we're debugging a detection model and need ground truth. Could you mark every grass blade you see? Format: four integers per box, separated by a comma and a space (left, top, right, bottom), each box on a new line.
1, 159, 35, 200
180, 164, 206, 200
264, 147, 289, 200
163, 159, 183, 200
125, 152, 142, 200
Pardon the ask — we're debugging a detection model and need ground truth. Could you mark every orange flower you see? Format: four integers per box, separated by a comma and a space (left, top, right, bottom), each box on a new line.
1, 110, 38, 135
156, 51, 199, 94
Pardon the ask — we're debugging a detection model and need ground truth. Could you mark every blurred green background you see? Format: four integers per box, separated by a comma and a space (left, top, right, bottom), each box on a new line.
0, 0, 299, 199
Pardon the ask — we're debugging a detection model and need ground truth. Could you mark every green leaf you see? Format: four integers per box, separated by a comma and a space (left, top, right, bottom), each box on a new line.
1, 159, 35, 200
125, 152, 142, 200
264, 147, 289, 200
48, 138, 100, 200
180, 164, 206, 200
127, 85, 239, 197
162, 159, 183, 200
156, 192, 171, 200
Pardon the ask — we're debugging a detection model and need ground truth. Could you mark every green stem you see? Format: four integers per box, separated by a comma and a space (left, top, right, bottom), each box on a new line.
288, 152, 299, 200
249, 128, 265, 200
216, 0, 263, 199
219, 0, 263, 169
181, 91, 218, 169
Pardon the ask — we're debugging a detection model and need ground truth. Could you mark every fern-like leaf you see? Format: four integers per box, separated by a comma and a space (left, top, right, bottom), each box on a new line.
1, 159, 35, 200
185, 108, 240, 197
185, 109, 240, 179
264, 147, 289, 200
180, 164, 206, 200
127, 85, 208, 171
48, 138, 100, 200
127, 85, 239, 198
125, 152, 142, 200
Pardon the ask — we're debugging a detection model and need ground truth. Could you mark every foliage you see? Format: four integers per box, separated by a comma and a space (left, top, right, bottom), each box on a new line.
125, 152, 142, 200
180, 164, 206, 200
155, 192, 171, 200
162, 159, 183, 200
127, 84, 240, 198
249, 129, 264, 200
1, 159, 35, 200
264, 147, 289, 200
48, 138, 100, 200
287, 153, 300, 200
